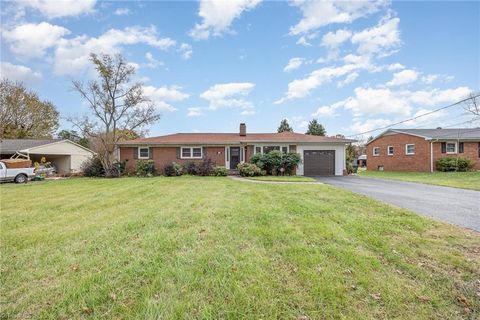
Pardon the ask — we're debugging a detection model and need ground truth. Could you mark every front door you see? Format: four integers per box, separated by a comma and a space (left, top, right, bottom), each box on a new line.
229, 147, 241, 169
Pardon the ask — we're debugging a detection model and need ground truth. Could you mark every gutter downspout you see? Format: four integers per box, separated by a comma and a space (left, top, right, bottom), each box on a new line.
430, 141, 433, 173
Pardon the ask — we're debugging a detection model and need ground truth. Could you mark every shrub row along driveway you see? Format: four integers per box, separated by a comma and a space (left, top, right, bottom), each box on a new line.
316, 176, 480, 231
1, 177, 479, 319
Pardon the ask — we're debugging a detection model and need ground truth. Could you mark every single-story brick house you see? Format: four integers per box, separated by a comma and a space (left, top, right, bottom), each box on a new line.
366, 128, 480, 172
117, 123, 354, 176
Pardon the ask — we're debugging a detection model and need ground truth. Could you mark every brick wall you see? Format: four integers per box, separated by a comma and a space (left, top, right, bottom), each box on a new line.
367, 133, 431, 172
367, 133, 480, 172
120, 146, 226, 174
433, 141, 480, 170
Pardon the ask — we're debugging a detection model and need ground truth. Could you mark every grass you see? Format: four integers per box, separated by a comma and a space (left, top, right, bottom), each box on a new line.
245, 175, 316, 182
358, 170, 480, 191
1, 176, 479, 319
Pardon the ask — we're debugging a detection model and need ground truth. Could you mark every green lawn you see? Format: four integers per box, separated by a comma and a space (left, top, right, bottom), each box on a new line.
359, 170, 480, 191
246, 175, 316, 182
1, 177, 479, 319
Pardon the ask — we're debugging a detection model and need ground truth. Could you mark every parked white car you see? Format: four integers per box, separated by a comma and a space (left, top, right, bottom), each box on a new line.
0, 161, 35, 183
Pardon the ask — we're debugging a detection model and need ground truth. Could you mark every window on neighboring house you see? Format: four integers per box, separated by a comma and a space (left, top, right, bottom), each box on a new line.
281, 146, 288, 153
446, 142, 456, 154
255, 146, 261, 154
181, 147, 203, 159
387, 146, 394, 156
138, 147, 150, 159
373, 147, 380, 156
405, 144, 415, 155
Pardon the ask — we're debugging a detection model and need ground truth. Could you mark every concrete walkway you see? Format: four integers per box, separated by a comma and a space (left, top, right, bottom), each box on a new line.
315, 175, 480, 231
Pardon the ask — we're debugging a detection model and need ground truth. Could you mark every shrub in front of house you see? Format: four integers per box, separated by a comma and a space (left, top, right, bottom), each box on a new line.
164, 162, 183, 176
237, 163, 264, 177
212, 166, 228, 176
196, 159, 215, 176
436, 157, 473, 172
250, 151, 300, 175
184, 162, 198, 175
81, 156, 105, 177
136, 160, 156, 177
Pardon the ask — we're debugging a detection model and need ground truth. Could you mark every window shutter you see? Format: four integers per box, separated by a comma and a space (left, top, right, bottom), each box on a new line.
441, 142, 446, 153
133, 147, 138, 159
176, 147, 181, 159
459, 142, 464, 153
203, 148, 206, 159
149, 147, 153, 159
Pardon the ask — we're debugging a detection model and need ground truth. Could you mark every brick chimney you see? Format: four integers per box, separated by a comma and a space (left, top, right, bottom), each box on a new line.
239, 123, 246, 136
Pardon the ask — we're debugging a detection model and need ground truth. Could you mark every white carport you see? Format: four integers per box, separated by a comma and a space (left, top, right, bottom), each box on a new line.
0, 139, 94, 175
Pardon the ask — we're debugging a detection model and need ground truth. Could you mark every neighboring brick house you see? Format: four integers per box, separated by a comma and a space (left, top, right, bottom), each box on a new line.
117, 123, 354, 176
366, 128, 480, 172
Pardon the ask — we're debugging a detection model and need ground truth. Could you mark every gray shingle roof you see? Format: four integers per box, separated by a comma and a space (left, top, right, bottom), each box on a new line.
391, 128, 480, 140
0, 139, 60, 154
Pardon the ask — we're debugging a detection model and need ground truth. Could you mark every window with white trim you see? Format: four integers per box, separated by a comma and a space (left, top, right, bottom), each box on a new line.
387, 146, 394, 156
138, 147, 150, 159
405, 144, 415, 155
446, 142, 456, 154
181, 147, 203, 159
373, 147, 380, 156
254, 145, 289, 154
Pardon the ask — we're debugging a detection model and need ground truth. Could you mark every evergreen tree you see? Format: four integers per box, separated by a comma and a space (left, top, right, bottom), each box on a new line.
305, 119, 326, 136
277, 119, 293, 133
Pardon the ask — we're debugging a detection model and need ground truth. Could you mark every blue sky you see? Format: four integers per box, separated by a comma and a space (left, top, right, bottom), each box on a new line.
1, 0, 479, 138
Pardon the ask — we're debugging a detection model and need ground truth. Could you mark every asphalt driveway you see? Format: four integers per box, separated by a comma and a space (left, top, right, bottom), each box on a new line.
315, 176, 480, 231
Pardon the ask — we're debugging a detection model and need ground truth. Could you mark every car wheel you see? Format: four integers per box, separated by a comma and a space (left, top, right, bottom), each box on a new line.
14, 174, 28, 184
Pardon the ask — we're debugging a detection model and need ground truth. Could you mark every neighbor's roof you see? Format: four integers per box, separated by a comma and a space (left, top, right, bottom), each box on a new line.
118, 131, 355, 145
368, 128, 480, 144
0, 139, 60, 153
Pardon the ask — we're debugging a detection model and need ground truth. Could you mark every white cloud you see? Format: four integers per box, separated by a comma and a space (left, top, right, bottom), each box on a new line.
189, 0, 261, 40
187, 107, 204, 117
296, 32, 318, 46
143, 85, 189, 112
179, 43, 193, 60
349, 118, 392, 136
351, 16, 401, 56
332, 86, 471, 118
386, 69, 418, 86
337, 72, 359, 87
387, 63, 405, 71
283, 57, 304, 72
145, 52, 163, 69
289, 0, 386, 35
2, 22, 70, 58
276, 56, 373, 103
321, 29, 352, 49
114, 8, 130, 16
53, 26, 176, 75
421, 74, 454, 84
200, 82, 255, 110
17, 0, 96, 19
241, 110, 255, 115
0, 61, 42, 84
311, 100, 344, 118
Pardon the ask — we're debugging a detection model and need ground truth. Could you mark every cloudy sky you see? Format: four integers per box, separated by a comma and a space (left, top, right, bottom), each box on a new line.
1, 0, 478, 138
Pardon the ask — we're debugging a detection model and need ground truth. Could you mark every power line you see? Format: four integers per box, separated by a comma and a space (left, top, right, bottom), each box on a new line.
347, 94, 480, 137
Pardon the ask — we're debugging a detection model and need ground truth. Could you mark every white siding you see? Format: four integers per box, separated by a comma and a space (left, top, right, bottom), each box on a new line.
296, 144, 346, 176
25, 140, 94, 174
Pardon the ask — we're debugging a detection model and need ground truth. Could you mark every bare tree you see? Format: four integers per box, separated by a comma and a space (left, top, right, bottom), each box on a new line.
463, 91, 480, 117
71, 53, 160, 176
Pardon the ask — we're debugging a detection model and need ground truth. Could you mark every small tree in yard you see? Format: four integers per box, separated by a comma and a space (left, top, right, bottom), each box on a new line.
305, 119, 326, 136
71, 53, 160, 177
277, 119, 293, 133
